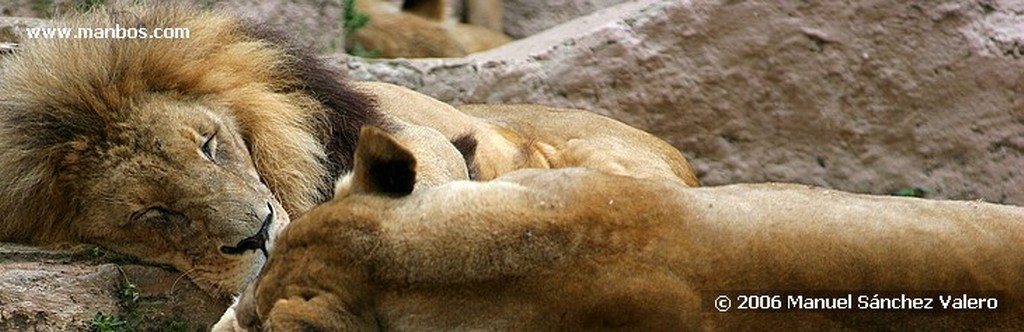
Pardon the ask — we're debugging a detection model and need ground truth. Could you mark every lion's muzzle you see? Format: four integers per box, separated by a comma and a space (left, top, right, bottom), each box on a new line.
220, 202, 274, 258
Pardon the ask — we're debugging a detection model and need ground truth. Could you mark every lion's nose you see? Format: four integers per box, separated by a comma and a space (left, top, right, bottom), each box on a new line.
220, 202, 274, 257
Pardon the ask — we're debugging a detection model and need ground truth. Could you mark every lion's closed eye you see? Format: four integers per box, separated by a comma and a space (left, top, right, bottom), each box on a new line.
131, 206, 188, 225
201, 132, 219, 163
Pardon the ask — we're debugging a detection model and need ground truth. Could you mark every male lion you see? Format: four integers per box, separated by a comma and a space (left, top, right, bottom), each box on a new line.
0, 4, 378, 297
461, 0, 504, 33
219, 126, 1024, 331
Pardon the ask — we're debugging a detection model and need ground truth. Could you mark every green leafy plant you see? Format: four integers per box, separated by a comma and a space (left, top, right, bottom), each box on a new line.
86, 246, 142, 265
71, 0, 107, 12
890, 187, 928, 198
349, 42, 381, 58
163, 320, 188, 332
342, 0, 380, 58
343, 0, 370, 35
30, 0, 53, 17
87, 268, 142, 331
119, 281, 140, 305
32, 0, 108, 17
78, 251, 191, 330
89, 312, 128, 332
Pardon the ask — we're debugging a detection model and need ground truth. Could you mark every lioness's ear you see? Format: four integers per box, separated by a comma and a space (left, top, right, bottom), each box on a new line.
350, 126, 417, 196
451, 133, 479, 180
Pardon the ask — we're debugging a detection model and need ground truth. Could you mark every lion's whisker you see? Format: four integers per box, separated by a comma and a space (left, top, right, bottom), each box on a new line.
170, 268, 197, 294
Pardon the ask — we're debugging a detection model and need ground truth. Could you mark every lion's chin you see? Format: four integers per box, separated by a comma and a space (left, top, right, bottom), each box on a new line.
192, 252, 267, 300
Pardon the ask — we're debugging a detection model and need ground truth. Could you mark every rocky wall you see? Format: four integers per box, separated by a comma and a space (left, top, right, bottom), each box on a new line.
340, 0, 1024, 205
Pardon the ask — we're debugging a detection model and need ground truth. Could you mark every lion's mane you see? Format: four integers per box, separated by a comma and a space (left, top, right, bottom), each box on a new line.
0, 4, 379, 242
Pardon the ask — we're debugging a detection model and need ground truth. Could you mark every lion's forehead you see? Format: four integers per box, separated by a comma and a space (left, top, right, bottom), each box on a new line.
64, 126, 177, 168
83, 104, 234, 154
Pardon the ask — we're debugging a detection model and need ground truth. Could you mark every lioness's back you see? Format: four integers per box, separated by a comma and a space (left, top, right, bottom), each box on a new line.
459, 104, 699, 185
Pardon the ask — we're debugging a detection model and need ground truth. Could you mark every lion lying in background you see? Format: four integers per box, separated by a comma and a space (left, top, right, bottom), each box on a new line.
350, 0, 512, 57
403, 0, 504, 33
461, 0, 504, 33
218, 127, 1024, 331
356, 81, 700, 186
0, 4, 380, 298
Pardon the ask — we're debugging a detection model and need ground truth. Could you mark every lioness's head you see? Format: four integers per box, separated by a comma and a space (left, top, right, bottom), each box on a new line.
235, 125, 434, 331
0, 4, 377, 297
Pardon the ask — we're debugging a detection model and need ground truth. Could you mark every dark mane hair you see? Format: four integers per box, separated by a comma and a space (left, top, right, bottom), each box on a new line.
0, 3, 382, 241
238, 20, 383, 199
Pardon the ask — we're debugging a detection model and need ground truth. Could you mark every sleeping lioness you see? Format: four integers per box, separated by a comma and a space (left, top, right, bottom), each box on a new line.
217, 126, 1024, 331
355, 81, 700, 186
350, 0, 511, 58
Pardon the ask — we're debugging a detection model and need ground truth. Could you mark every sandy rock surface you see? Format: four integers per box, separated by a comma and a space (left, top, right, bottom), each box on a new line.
502, 0, 627, 38
0, 16, 43, 43
0, 0, 45, 17
206, 0, 345, 51
340, 0, 1024, 205
0, 244, 227, 331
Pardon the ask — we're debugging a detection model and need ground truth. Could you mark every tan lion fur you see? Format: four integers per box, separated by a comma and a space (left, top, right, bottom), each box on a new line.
354, 81, 699, 186
0, 4, 378, 297
333, 124, 470, 197
463, 0, 504, 33
219, 131, 1024, 331
351, 0, 511, 58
